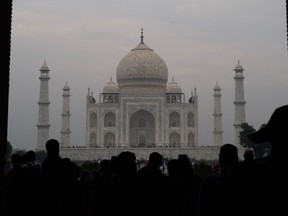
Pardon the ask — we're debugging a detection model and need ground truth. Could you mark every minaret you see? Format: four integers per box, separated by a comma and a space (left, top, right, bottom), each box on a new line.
213, 82, 223, 147
233, 60, 246, 148
60, 82, 71, 148
36, 61, 50, 150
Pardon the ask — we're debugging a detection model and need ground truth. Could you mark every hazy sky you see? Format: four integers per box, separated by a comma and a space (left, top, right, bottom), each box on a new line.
8, 0, 288, 151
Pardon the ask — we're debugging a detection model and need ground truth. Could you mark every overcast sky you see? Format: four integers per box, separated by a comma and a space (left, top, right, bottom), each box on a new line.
8, 0, 288, 151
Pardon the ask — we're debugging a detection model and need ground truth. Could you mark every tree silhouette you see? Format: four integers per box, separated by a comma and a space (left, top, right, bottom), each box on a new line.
240, 123, 271, 159
239, 123, 256, 148
6, 141, 12, 159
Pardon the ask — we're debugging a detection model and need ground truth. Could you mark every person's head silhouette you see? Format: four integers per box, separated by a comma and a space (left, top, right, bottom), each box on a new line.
25, 150, 36, 163
11, 154, 23, 170
45, 139, 60, 158
219, 143, 238, 174
148, 152, 163, 167
243, 148, 254, 162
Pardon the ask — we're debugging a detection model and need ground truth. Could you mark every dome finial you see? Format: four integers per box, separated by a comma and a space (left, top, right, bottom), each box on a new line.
141, 28, 144, 43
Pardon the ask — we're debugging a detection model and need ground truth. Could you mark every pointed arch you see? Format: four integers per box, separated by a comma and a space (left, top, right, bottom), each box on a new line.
169, 132, 180, 148
187, 112, 195, 127
104, 112, 116, 127
104, 132, 115, 148
188, 132, 195, 147
169, 111, 180, 127
129, 110, 155, 148
90, 132, 97, 147
90, 112, 97, 127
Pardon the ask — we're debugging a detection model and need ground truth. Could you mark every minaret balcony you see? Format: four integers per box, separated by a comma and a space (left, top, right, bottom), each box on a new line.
61, 113, 71, 117
213, 113, 223, 116
36, 124, 51, 128
233, 101, 246, 105
38, 101, 50, 105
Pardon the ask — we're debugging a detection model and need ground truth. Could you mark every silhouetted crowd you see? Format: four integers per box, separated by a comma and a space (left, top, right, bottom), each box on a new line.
1, 105, 288, 216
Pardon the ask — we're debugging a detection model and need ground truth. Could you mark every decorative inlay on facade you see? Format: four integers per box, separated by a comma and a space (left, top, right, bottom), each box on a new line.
128, 104, 156, 116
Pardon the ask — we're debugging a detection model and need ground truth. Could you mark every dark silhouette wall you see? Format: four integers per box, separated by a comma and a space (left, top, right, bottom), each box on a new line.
0, 0, 13, 180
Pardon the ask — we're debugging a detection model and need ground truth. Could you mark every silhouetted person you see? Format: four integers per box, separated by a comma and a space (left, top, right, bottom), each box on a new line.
198, 143, 239, 216
138, 152, 164, 175
79, 169, 93, 216
3, 153, 46, 216
2, 154, 24, 216
91, 159, 119, 216
167, 158, 178, 179
248, 105, 288, 167
24, 150, 35, 164
243, 148, 254, 162
40, 139, 63, 215
58, 158, 85, 216
168, 154, 202, 216
6, 154, 22, 174
101, 151, 138, 216
45, 139, 87, 215
22, 150, 41, 174
41, 139, 61, 178
0, 154, 23, 215
41, 139, 85, 216
137, 152, 171, 216
225, 105, 288, 216
245, 104, 288, 215
114, 151, 137, 178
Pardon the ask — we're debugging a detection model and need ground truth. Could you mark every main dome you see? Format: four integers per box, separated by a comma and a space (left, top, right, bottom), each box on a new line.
116, 41, 168, 88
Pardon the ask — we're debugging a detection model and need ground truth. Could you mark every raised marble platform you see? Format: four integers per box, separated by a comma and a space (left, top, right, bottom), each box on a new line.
59, 146, 246, 161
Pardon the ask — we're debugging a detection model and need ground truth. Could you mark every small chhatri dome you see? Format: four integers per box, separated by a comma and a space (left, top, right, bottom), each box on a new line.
103, 77, 119, 93
40, 60, 50, 71
165, 77, 182, 93
234, 60, 243, 70
63, 81, 70, 90
213, 81, 221, 90
116, 29, 168, 89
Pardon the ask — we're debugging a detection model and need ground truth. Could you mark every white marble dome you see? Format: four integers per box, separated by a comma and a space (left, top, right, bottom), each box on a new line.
103, 79, 119, 93
165, 78, 182, 93
116, 41, 168, 88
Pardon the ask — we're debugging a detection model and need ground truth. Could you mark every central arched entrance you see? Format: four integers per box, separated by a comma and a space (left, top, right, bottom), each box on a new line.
129, 110, 155, 148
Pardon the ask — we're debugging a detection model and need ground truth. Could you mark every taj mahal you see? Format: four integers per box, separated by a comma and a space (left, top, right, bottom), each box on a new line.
36, 30, 246, 161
